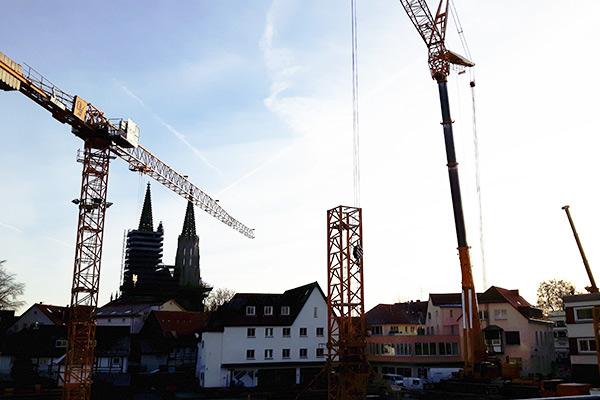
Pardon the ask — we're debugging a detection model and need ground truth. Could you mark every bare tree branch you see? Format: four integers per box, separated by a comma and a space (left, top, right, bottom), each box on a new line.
0, 260, 25, 310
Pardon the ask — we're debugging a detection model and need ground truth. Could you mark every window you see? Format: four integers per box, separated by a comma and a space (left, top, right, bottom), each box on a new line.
281, 306, 290, 315
415, 343, 422, 355
429, 342, 437, 355
246, 306, 256, 316
316, 327, 324, 337
265, 327, 274, 337
264, 349, 273, 359
314, 307, 318, 318
575, 307, 594, 321
247, 328, 256, 338
316, 348, 325, 358
479, 310, 489, 320
371, 326, 383, 335
246, 349, 255, 360
505, 331, 520, 345
283, 327, 291, 337
578, 338, 597, 353
264, 306, 273, 316
300, 348, 308, 358
111, 357, 121, 366
428, 312, 431, 320
55, 339, 68, 348
494, 309, 507, 320
300, 327, 307, 337
449, 310, 453, 318
389, 326, 399, 334
282, 348, 291, 359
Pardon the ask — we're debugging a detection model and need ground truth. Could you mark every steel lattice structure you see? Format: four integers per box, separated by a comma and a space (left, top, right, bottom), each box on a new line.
327, 206, 368, 400
63, 141, 111, 400
0, 50, 254, 400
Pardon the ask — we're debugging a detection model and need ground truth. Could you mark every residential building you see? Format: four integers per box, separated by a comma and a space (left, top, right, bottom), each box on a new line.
137, 310, 208, 374
367, 286, 553, 378
7, 303, 68, 334
477, 286, 554, 376
548, 310, 570, 376
0, 325, 130, 384
366, 301, 427, 336
197, 282, 327, 388
96, 298, 184, 334
366, 300, 460, 378
563, 293, 600, 384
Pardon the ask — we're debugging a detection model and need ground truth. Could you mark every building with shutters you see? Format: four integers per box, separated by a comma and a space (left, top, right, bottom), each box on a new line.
563, 293, 600, 384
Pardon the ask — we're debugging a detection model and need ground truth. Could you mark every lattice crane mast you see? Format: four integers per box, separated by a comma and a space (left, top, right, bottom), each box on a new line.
396, 0, 484, 374
0, 51, 254, 400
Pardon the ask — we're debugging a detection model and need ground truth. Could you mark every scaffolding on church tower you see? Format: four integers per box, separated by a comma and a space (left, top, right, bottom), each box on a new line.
326, 206, 368, 400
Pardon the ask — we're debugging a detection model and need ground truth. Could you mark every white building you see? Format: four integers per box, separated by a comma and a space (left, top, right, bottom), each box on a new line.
563, 293, 600, 384
197, 282, 327, 388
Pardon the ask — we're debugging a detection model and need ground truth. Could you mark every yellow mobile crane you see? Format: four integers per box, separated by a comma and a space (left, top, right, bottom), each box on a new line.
0, 51, 254, 400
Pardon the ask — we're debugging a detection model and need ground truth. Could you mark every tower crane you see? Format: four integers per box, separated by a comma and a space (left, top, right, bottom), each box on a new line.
396, 0, 484, 374
0, 51, 254, 400
561, 205, 598, 293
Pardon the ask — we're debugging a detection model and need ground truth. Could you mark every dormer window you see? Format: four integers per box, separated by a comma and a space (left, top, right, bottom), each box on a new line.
246, 306, 256, 316
281, 306, 290, 316
264, 306, 273, 316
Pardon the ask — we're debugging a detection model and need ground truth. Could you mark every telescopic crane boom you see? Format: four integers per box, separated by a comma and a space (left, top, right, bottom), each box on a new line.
0, 51, 254, 400
562, 205, 598, 293
397, 0, 484, 373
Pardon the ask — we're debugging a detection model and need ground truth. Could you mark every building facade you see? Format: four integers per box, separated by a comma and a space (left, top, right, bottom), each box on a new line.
365, 287, 554, 379
197, 282, 327, 388
563, 293, 600, 384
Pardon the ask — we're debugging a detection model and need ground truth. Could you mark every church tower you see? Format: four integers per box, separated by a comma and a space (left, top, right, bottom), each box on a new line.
175, 201, 201, 287
121, 183, 165, 295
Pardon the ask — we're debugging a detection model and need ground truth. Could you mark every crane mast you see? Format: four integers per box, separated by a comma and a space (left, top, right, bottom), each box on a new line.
0, 51, 253, 400
562, 205, 598, 293
397, 0, 484, 373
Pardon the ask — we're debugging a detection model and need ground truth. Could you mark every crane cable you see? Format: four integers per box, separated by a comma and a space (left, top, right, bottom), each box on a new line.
449, 0, 487, 289
351, 0, 361, 207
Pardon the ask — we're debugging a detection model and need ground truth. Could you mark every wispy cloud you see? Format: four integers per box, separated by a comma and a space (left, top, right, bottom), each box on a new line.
0, 221, 24, 234
119, 84, 222, 175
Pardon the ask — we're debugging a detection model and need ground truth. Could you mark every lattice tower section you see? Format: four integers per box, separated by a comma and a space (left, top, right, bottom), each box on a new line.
63, 140, 111, 400
327, 206, 368, 400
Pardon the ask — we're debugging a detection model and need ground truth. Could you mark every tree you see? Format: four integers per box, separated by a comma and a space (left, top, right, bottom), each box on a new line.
0, 260, 25, 310
536, 279, 575, 314
205, 287, 235, 312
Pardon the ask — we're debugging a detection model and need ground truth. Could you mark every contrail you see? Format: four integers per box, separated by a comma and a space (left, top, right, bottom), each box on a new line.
120, 84, 222, 175
0, 221, 24, 234
217, 142, 295, 196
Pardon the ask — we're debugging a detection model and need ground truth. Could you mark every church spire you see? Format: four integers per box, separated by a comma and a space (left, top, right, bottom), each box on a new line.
181, 201, 196, 237
138, 183, 154, 231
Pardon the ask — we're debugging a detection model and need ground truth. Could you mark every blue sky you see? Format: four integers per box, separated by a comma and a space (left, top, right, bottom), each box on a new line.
2, 1, 600, 311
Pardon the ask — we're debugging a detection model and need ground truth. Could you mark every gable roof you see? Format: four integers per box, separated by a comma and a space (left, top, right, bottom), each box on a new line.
430, 287, 545, 321
205, 282, 325, 332
365, 301, 427, 325
480, 286, 544, 320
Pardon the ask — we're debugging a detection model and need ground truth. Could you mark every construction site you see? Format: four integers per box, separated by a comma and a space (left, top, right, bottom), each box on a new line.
1, 1, 600, 400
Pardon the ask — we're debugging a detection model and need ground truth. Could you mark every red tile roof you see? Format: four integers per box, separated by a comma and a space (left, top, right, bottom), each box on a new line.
152, 311, 209, 338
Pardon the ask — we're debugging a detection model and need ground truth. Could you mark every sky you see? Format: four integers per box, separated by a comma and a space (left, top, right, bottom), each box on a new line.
1, 1, 599, 312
